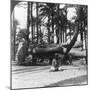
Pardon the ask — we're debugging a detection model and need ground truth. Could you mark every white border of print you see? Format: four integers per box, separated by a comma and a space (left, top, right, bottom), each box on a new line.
0, 0, 89, 90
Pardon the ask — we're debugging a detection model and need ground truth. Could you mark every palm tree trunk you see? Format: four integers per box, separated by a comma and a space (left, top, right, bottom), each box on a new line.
36, 2, 38, 44
56, 4, 59, 44
48, 15, 50, 44
84, 19, 87, 64
27, 2, 30, 42
33, 24, 35, 43
31, 2, 33, 43
61, 26, 62, 43
80, 7, 83, 50
62, 27, 64, 43
69, 25, 71, 41
61, 22, 79, 64
65, 6, 81, 54
13, 9, 16, 61
65, 22, 79, 54
65, 6, 67, 42
59, 27, 62, 45
52, 10, 54, 43
80, 21, 83, 50
65, 29, 67, 42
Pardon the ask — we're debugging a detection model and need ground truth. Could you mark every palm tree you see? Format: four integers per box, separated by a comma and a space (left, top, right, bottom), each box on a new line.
36, 2, 39, 43
39, 3, 69, 45
39, 3, 57, 44
31, 2, 33, 43
55, 4, 61, 44
47, 14, 50, 44
79, 6, 83, 50
60, 6, 81, 64
82, 5, 88, 64
54, 4, 68, 44
27, 2, 30, 42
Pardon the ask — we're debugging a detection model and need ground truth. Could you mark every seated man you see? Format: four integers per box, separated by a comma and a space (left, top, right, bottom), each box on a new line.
50, 53, 62, 71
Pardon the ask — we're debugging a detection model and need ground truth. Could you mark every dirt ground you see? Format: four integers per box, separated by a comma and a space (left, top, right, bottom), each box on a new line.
12, 59, 88, 89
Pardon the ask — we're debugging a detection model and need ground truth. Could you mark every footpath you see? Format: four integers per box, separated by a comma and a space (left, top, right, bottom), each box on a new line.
12, 60, 88, 89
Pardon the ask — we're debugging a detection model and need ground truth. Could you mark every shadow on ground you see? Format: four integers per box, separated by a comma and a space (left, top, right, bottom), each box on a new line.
45, 75, 88, 87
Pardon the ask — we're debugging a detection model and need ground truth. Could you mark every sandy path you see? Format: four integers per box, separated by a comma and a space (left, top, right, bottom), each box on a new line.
12, 64, 87, 89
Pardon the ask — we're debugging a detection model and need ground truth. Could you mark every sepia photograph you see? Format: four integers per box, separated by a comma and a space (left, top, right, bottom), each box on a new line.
11, 0, 88, 89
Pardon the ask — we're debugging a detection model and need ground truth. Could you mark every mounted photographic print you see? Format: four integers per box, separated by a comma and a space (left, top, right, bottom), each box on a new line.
11, 0, 88, 89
